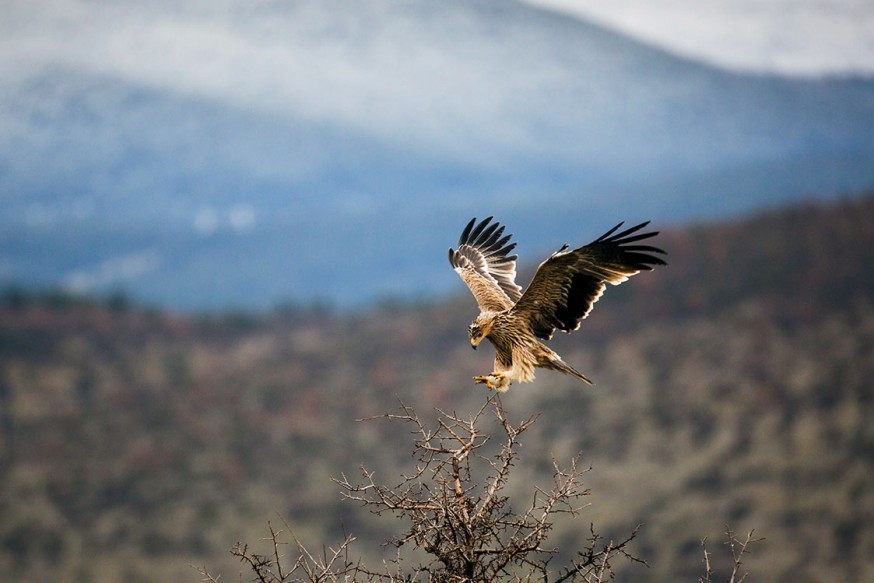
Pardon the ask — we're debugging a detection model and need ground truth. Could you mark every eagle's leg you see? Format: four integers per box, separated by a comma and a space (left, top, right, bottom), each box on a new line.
473, 372, 510, 392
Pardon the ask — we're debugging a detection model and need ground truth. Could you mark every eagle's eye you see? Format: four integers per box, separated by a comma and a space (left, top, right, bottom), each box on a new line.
468, 324, 481, 339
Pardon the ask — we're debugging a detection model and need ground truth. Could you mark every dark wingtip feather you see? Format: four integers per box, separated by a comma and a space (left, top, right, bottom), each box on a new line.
596, 221, 625, 241
467, 216, 493, 243
476, 221, 501, 247
458, 217, 477, 246
600, 221, 652, 243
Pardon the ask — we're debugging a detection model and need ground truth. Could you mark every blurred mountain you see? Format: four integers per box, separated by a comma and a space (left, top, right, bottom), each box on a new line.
2, 0, 874, 309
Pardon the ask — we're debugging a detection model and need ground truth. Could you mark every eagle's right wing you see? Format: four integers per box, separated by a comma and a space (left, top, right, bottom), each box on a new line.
512, 221, 666, 340
448, 217, 522, 312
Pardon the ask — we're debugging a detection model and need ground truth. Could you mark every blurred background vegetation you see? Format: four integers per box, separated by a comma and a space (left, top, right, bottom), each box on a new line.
0, 193, 872, 581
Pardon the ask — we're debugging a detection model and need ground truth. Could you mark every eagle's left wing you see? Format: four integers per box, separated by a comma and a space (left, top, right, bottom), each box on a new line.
512, 221, 666, 340
449, 217, 523, 312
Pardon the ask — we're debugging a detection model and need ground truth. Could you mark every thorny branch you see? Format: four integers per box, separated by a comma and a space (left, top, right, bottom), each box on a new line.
331, 395, 642, 581
699, 526, 763, 583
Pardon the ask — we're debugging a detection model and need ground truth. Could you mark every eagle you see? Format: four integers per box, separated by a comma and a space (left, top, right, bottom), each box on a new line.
448, 217, 666, 391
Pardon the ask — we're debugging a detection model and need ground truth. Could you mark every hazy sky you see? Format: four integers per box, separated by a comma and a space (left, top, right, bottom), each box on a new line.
522, 0, 874, 75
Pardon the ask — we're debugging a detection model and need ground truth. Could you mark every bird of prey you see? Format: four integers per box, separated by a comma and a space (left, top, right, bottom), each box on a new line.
448, 217, 666, 391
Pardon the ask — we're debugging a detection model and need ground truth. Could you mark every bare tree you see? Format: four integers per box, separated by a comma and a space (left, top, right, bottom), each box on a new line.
200, 395, 643, 582
336, 396, 643, 581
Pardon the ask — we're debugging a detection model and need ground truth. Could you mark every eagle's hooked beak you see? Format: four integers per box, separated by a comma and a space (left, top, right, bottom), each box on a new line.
470, 338, 479, 350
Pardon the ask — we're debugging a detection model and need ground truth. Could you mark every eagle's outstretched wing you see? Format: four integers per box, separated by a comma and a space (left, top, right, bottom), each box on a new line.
448, 216, 523, 312
512, 221, 666, 340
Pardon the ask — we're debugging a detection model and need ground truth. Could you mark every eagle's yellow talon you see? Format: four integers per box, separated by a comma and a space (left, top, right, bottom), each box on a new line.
473, 373, 508, 391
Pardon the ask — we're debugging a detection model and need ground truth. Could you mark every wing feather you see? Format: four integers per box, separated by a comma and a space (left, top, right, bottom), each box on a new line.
448, 217, 523, 312
512, 221, 666, 340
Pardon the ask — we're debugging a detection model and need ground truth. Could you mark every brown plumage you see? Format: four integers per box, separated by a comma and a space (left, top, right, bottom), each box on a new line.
448, 217, 666, 391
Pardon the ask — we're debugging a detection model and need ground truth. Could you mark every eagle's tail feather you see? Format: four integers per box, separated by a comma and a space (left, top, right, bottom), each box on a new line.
551, 358, 594, 385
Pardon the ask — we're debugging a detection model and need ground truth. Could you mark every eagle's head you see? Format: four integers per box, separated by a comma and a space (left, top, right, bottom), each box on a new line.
468, 314, 495, 349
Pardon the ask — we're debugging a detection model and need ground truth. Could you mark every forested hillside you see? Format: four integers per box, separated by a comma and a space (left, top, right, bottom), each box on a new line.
0, 194, 872, 581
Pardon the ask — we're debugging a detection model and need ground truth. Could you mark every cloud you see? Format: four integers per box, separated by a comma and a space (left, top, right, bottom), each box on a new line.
228, 204, 256, 233
521, 0, 874, 75
194, 204, 257, 235
194, 207, 220, 236
63, 250, 162, 292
